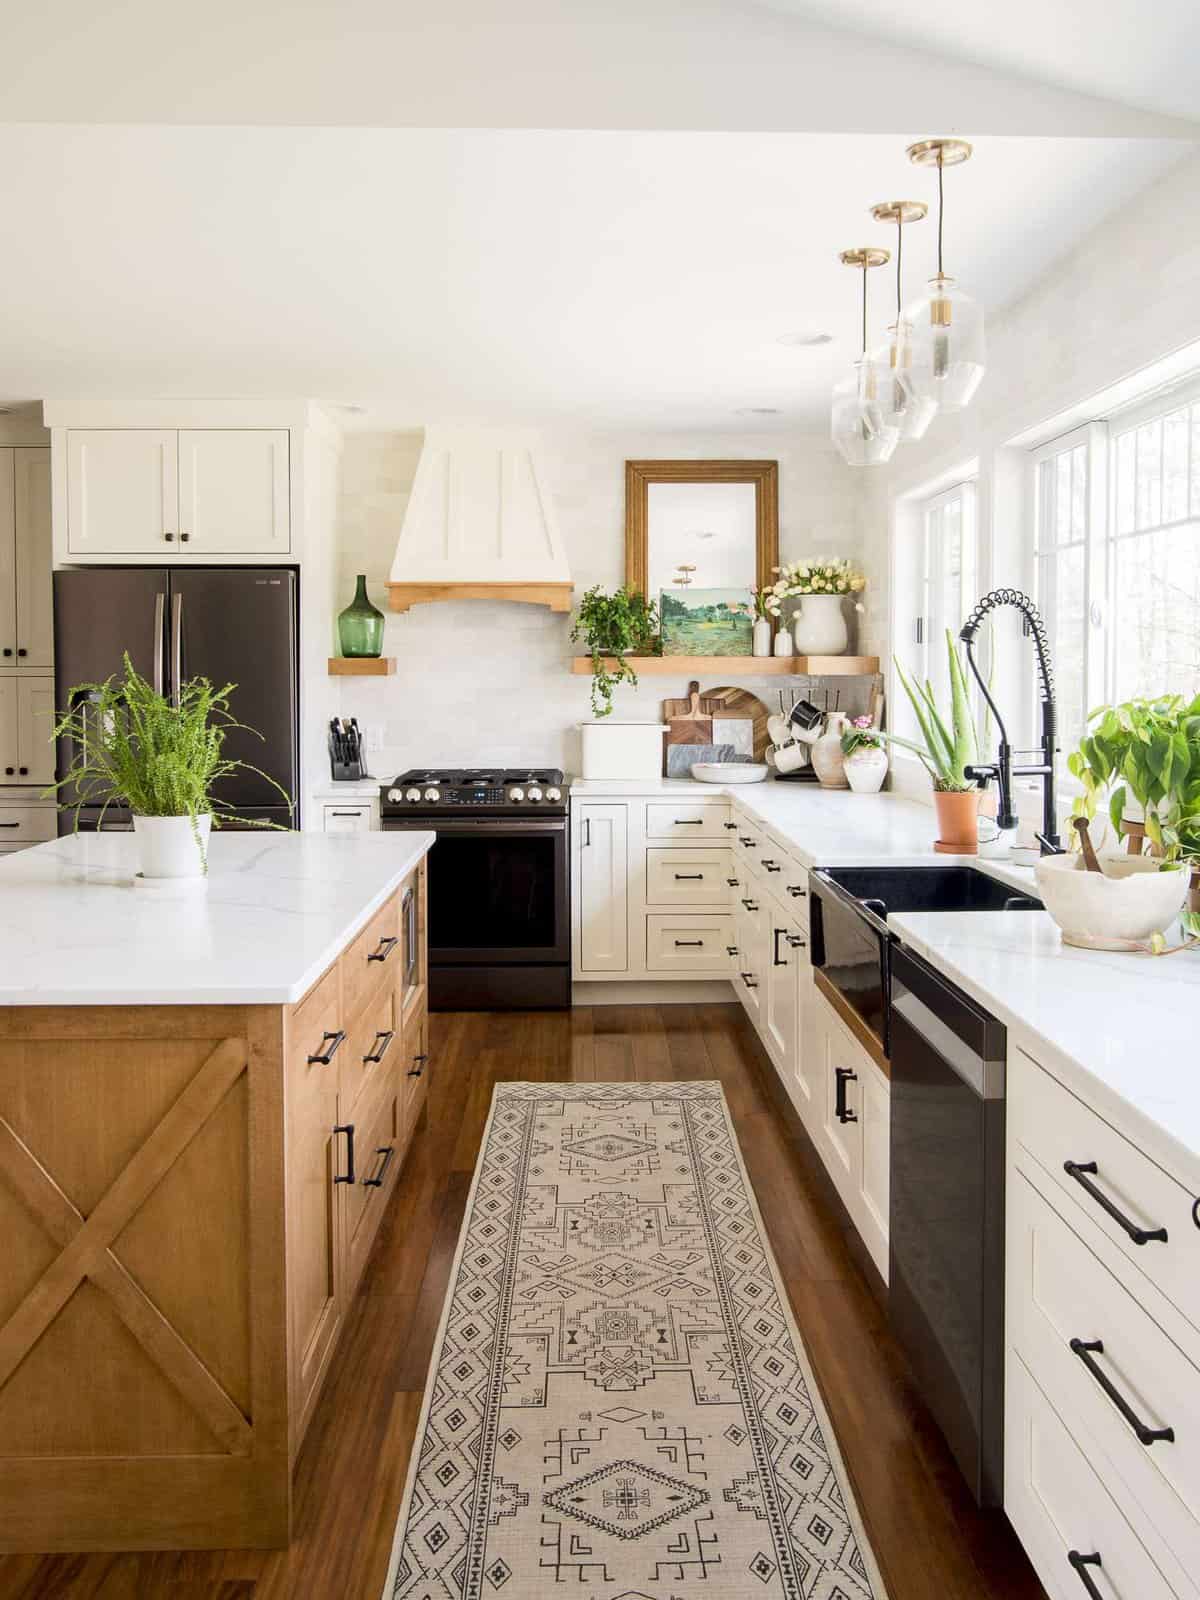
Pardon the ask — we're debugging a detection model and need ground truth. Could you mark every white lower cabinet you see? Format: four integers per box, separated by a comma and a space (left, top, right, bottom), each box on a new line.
646, 913, 732, 973
575, 802, 629, 973
732, 891, 768, 1025
322, 802, 374, 834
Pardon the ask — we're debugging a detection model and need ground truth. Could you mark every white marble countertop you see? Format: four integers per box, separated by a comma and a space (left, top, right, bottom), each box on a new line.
0, 830, 434, 1006
310, 779, 382, 802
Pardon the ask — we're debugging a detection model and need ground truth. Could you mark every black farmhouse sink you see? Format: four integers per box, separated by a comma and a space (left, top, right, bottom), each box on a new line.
816, 865, 1042, 919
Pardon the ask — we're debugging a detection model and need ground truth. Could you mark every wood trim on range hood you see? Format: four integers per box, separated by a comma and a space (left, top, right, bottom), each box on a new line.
387, 427, 573, 613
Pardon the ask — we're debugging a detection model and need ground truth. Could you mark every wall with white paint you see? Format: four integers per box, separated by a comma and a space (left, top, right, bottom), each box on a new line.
334, 429, 871, 772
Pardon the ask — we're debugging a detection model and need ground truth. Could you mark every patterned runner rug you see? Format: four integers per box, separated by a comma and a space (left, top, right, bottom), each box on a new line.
382, 1082, 887, 1599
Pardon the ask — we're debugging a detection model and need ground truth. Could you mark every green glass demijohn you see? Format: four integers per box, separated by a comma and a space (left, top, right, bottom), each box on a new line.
337, 574, 385, 658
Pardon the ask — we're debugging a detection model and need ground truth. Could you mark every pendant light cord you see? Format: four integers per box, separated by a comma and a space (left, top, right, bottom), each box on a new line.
895, 221, 903, 316
861, 266, 868, 356
937, 153, 945, 277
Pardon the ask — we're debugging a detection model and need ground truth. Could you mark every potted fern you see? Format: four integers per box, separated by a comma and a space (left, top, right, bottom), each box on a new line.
878, 631, 983, 851
48, 654, 291, 879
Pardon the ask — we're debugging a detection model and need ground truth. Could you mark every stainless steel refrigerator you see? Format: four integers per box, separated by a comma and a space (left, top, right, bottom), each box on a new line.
53, 567, 299, 832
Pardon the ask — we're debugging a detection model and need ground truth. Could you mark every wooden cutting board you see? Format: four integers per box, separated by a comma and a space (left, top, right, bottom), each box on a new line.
663, 680, 713, 746
698, 685, 771, 762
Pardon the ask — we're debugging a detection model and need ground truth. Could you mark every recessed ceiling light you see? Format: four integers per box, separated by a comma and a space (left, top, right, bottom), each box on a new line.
778, 331, 834, 347
735, 406, 781, 415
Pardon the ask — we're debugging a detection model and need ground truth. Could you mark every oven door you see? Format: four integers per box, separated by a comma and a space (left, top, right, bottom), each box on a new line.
387, 817, 569, 966
809, 870, 890, 1059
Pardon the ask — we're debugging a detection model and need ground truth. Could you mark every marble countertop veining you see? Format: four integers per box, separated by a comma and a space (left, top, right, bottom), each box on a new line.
0, 830, 434, 1007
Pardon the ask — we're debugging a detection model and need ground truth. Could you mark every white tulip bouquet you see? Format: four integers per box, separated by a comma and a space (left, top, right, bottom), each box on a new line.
765, 557, 866, 616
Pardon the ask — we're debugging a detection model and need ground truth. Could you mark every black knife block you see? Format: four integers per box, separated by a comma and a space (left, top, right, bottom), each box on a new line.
330, 759, 368, 782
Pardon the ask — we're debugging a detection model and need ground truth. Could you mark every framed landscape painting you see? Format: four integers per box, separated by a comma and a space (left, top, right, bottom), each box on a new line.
660, 588, 753, 655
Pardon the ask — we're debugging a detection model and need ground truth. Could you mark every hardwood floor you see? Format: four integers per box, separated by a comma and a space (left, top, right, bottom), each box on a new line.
0, 1004, 1046, 1600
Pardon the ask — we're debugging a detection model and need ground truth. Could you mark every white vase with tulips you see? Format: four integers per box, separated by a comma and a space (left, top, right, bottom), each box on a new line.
765, 557, 866, 656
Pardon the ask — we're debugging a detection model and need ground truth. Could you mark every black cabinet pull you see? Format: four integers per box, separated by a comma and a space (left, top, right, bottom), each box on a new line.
674, 872, 704, 880
16, 647, 26, 657
0, 647, 10, 657
362, 1029, 394, 1064
835, 1067, 858, 1124
674, 818, 703, 825
786, 933, 807, 948
740, 898, 758, 911
363, 1144, 396, 1188
408, 1052, 429, 1078
726, 877, 739, 887
1193, 1195, 1200, 1230
723, 821, 738, 830
307, 1030, 345, 1065
3, 768, 12, 776
180, 531, 190, 542
1064, 1160, 1168, 1245
761, 859, 782, 873
1069, 1338, 1174, 1445
334, 1123, 355, 1184
0, 821, 19, 829
1067, 1551, 1104, 1600
787, 884, 808, 898
17, 767, 27, 776
726, 945, 738, 956
773, 927, 788, 967
163, 531, 175, 541
674, 939, 704, 947
367, 935, 399, 963
738, 835, 755, 845
740, 971, 758, 989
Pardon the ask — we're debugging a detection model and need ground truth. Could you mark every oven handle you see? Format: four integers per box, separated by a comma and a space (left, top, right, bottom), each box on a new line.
384, 817, 567, 835
810, 869, 889, 937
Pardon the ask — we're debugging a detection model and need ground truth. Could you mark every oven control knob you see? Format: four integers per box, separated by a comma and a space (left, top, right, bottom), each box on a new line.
545, 786, 562, 801
527, 786, 543, 802
387, 788, 402, 803
508, 786, 524, 802
423, 787, 441, 802
405, 787, 422, 802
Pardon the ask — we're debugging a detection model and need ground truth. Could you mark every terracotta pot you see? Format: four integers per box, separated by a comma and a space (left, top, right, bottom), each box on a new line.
933, 790, 979, 854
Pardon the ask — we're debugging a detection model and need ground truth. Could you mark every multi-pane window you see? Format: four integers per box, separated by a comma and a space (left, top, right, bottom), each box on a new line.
1034, 429, 1095, 752
918, 481, 977, 707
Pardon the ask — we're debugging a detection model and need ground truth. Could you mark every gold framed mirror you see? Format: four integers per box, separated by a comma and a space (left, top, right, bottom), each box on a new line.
624, 460, 779, 603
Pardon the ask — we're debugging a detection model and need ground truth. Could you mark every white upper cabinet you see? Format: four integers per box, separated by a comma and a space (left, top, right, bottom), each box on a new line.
13, 449, 53, 667
66, 430, 178, 555
178, 430, 290, 555
64, 429, 290, 558
0, 447, 52, 668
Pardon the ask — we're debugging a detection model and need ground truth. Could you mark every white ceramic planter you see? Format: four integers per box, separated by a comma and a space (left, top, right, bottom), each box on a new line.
133, 813, 213, 879
1034, 853, 1190, 950
844, 746, 888, 794
791, 593, 849, 655
578, 722, 669, 781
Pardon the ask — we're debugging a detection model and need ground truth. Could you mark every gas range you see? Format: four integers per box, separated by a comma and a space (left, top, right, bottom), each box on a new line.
380, 767, 567, 818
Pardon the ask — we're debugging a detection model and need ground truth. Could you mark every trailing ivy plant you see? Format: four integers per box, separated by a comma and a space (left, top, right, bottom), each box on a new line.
47, 654, 292, 863
571, 586, 661, 717
1069, 692, 1200, 860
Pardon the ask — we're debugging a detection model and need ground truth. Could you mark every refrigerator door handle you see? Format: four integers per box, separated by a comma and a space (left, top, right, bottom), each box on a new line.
170, 593, 183, 707
153, 593, 166, 696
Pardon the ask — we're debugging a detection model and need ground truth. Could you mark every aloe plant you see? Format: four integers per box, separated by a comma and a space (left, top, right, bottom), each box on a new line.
877, 630, 979, 791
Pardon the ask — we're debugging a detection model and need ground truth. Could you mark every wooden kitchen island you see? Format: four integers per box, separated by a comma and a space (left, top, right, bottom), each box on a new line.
0, 830, 432, 1552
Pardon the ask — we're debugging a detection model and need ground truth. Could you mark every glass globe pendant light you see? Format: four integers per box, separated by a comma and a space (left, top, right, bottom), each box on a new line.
904, 137, 985, 412
830, 247, 899, 468
869, 199, 938, 442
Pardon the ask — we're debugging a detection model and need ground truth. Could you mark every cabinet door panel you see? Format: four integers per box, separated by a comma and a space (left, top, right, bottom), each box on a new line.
0, 449, 15, 659
0, 679, 16, 779
178, 430, 290, 554
821, 1007, 864, 1194
16, 678, 55, 785
66, 430, 178, 555
14, 448, 52, 667
793, 953, 817, 1124
577, 803, 628, 972
764, 901, 799, 1067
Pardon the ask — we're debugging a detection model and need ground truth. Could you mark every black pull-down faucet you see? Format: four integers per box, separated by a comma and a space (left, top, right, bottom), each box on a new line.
959, 588, 1061, 855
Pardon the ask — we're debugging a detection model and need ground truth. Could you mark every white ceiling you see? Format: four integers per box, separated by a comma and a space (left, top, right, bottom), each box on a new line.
1, 126, 1187, 429
756, 0, 1200, 123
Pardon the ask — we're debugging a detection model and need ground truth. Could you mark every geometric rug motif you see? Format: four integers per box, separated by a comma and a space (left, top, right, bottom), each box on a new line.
382, 1082, 887, 1599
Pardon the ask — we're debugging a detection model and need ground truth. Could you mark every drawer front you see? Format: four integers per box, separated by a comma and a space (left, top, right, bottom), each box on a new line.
1007, 1353, 1180, 1600
1012, 1049, 1200, 1336
342, 892, 401, 1020
0, 804, 56, 844
323, 802, 373, 834
403, 992, 431, 1127
732, 818, 764, 868
644, 801, 730, 841
343, 1078, 404, 1295
341, 981, 398, 1118
291, 960, 343, 1061
646, 913, 733, 973
645, 847, 731, 906
1011, 1170, 1200, 1573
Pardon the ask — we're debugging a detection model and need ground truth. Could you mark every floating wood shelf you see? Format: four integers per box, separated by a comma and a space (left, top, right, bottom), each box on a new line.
327, 657, 396, 676
570, 654, 880, 677
388, 582, 574, 614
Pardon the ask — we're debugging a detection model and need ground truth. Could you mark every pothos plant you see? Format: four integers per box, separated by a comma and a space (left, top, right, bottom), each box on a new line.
571, 586, 661, 717
1069, 693, 1200, 862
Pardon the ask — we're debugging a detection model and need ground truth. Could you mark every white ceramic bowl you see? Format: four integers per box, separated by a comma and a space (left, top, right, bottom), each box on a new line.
1034, 852, 1190, 950
690, 763, 769, 785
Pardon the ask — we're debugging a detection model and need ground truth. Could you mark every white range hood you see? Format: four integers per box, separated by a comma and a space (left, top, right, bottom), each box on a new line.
386, 426, 573, 613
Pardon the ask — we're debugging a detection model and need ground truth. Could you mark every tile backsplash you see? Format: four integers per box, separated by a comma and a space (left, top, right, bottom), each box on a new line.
334, 427, 872, 772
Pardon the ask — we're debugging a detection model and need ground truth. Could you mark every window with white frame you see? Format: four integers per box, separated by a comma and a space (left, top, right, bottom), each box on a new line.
1030, 380, 1200, 761
918, 480, 977, 706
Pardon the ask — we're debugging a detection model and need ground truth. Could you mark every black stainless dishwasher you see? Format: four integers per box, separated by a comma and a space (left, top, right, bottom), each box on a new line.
888, 942, 1007, 1508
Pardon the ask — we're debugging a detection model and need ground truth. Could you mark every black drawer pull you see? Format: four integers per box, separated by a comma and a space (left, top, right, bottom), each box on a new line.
723, 821, 738, 830
761, 859, 782, 872
16, 647, 26, 657
0, 821, 19, 829
367, 935, 399, 963
673, 818, 703, 825
787, 884, 807, 898
17, 767, 27, 776
329, 809, 364, 818
408, 1053, 429, 1078
362, 1029, 394, 1064
334, 1123, 355, 1184
726, 945, 738, 956
740, 971, 758, 989
738, 835, 755, 846
363, 1144, 396, 1188
835, 1066, 858, 1124
726, 877, 739, 887
740, 898, 758, 911
674, 938, 704, 947
1067, 1551, 1104, 1599
1064, 1159, 1168, 1245
674, 872, 704, 880
1068, 1338, 1175, 1445
308, 1030, 346, 1065
786, 933, 807, 948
